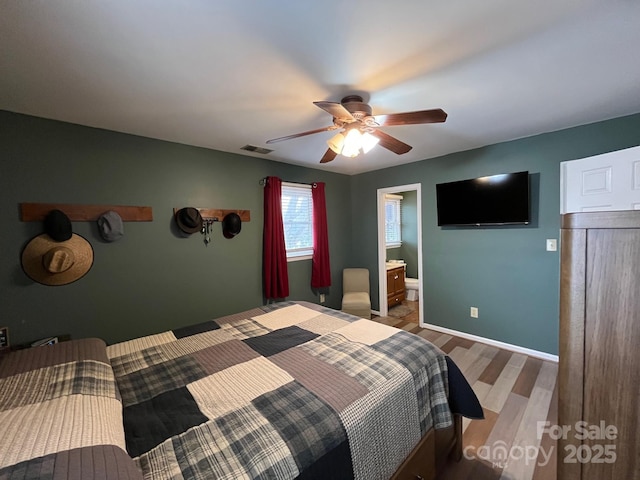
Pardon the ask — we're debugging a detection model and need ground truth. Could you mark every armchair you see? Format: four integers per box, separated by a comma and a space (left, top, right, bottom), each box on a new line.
341, 268, 371, 319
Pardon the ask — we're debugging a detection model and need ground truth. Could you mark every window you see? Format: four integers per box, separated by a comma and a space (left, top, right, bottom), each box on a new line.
385, 194, 402, 248
281, 182, 313, 260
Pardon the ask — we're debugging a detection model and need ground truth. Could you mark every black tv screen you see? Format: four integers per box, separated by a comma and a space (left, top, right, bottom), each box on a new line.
436, 171, 530, 226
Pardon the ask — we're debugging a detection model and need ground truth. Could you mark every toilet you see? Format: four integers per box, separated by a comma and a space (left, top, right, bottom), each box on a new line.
405, 277, 419, 301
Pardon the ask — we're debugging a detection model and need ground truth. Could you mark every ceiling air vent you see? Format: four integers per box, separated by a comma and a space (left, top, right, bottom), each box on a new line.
241, 145, 273, 155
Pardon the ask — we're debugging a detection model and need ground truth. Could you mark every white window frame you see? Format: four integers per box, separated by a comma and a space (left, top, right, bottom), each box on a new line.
385, 194, 402, 248
281, 182, 314, 261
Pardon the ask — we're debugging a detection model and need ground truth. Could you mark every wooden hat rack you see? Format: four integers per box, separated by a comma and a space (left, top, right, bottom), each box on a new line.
20, 204, 250, 223
20, 203, 153, 222
172, 208, 250, 223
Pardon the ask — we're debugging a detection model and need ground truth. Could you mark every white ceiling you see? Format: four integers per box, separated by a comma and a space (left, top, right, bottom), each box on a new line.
2, 1, 640, 175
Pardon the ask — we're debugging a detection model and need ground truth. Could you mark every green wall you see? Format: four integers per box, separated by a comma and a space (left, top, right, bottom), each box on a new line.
350, 113, 640, 355
2, 109, 639, 354
0, 111, 351, 345
399, 190, 418, 279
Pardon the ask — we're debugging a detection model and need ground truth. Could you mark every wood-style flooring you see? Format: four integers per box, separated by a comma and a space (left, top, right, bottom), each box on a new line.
373, 301, 558, 480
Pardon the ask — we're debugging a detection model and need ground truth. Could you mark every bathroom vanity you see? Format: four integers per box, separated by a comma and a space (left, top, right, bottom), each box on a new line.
386, 264, 406, 308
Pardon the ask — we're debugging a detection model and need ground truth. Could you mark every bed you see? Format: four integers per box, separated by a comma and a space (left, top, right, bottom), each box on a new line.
0, 301, 482, 480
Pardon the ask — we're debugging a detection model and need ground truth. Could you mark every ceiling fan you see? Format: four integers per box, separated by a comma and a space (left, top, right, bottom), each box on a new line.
266, 95, 447, 163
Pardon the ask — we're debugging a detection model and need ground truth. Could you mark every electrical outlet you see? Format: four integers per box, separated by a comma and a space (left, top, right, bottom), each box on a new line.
319, 294, 325, 303
546, 239, 558, 251
470, 307, 479, 318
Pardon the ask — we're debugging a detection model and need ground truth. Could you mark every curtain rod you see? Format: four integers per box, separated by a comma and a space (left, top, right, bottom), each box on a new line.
259, 177, 318, 188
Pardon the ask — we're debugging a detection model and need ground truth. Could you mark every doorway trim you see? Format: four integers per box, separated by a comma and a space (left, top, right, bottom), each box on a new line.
377, 183, 423, 325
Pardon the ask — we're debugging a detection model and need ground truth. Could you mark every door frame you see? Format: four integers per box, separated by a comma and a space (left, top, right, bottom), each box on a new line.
377, 183, 423, 325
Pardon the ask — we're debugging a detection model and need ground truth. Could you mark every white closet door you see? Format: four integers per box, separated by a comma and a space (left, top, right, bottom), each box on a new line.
560, 145, 640, 213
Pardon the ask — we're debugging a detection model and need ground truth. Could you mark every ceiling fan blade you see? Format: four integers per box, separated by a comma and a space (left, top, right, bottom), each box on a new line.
266, 126, 334, 144
373, 108, 447, 127
320, 148, 338, 164
313, 101, 355, 121
370, 130, 412, 155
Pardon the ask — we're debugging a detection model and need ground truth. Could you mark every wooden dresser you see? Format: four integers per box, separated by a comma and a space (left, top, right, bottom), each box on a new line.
558, 211, 640, 480
387, 265, 406, 308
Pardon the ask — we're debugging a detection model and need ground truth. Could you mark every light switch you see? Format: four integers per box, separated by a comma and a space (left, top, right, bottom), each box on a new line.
546, 239, 557, 252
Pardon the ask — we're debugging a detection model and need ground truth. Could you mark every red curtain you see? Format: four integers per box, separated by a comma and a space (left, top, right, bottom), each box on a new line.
311, 182, 331, 288
263, 176, 289, 299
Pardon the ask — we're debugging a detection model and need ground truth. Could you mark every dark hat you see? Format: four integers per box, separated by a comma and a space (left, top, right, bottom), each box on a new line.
44, 209, 72, 242
222, 212, 242, 238
21, 233, 94, 285
175, 207, 203, 234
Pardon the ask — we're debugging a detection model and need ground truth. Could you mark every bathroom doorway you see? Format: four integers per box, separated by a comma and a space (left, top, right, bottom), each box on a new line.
376, 183, 423, 325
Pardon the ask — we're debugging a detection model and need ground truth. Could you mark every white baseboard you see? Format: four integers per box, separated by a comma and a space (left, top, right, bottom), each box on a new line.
421, 322, 559, 363
372, 308, 558, 362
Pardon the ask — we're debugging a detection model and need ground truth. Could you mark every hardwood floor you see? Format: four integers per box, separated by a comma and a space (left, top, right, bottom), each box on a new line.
373, 301, 559, 480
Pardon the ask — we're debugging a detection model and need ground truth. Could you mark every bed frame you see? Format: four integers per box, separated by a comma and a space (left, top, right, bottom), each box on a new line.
391, 415, 463, 480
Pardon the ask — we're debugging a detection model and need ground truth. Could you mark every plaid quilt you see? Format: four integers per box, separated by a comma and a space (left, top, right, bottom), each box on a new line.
0, 338, 142, 479
107, 302, 455, 480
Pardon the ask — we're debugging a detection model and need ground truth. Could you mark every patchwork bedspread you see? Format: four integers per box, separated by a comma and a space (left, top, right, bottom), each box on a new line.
0, 338, 142, 479
107, 301, 456, 480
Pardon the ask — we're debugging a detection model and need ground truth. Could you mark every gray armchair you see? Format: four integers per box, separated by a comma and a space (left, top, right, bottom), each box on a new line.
341, 268, 371, 319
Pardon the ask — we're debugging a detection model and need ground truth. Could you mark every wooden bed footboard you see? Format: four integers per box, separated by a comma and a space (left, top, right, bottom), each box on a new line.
437, 414, 463, 464
391, 414, 463, 480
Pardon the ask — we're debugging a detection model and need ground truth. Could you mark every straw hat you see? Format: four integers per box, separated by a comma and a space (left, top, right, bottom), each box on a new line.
21, 233, 94, 286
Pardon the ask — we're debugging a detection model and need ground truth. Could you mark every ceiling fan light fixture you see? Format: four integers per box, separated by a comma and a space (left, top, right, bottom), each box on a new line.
341, 129, 362, 158
327, 132, 345, 154
361, 132, 380, 153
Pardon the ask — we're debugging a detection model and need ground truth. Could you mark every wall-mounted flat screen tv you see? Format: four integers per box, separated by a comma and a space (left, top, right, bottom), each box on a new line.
436, 171, 530, 226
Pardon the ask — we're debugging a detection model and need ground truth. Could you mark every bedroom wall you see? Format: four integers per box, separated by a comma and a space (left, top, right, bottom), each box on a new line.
3, 110, 639, 354
350, 113, 640, 356
0, 110, 352, 346
399, 190, 418, 279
